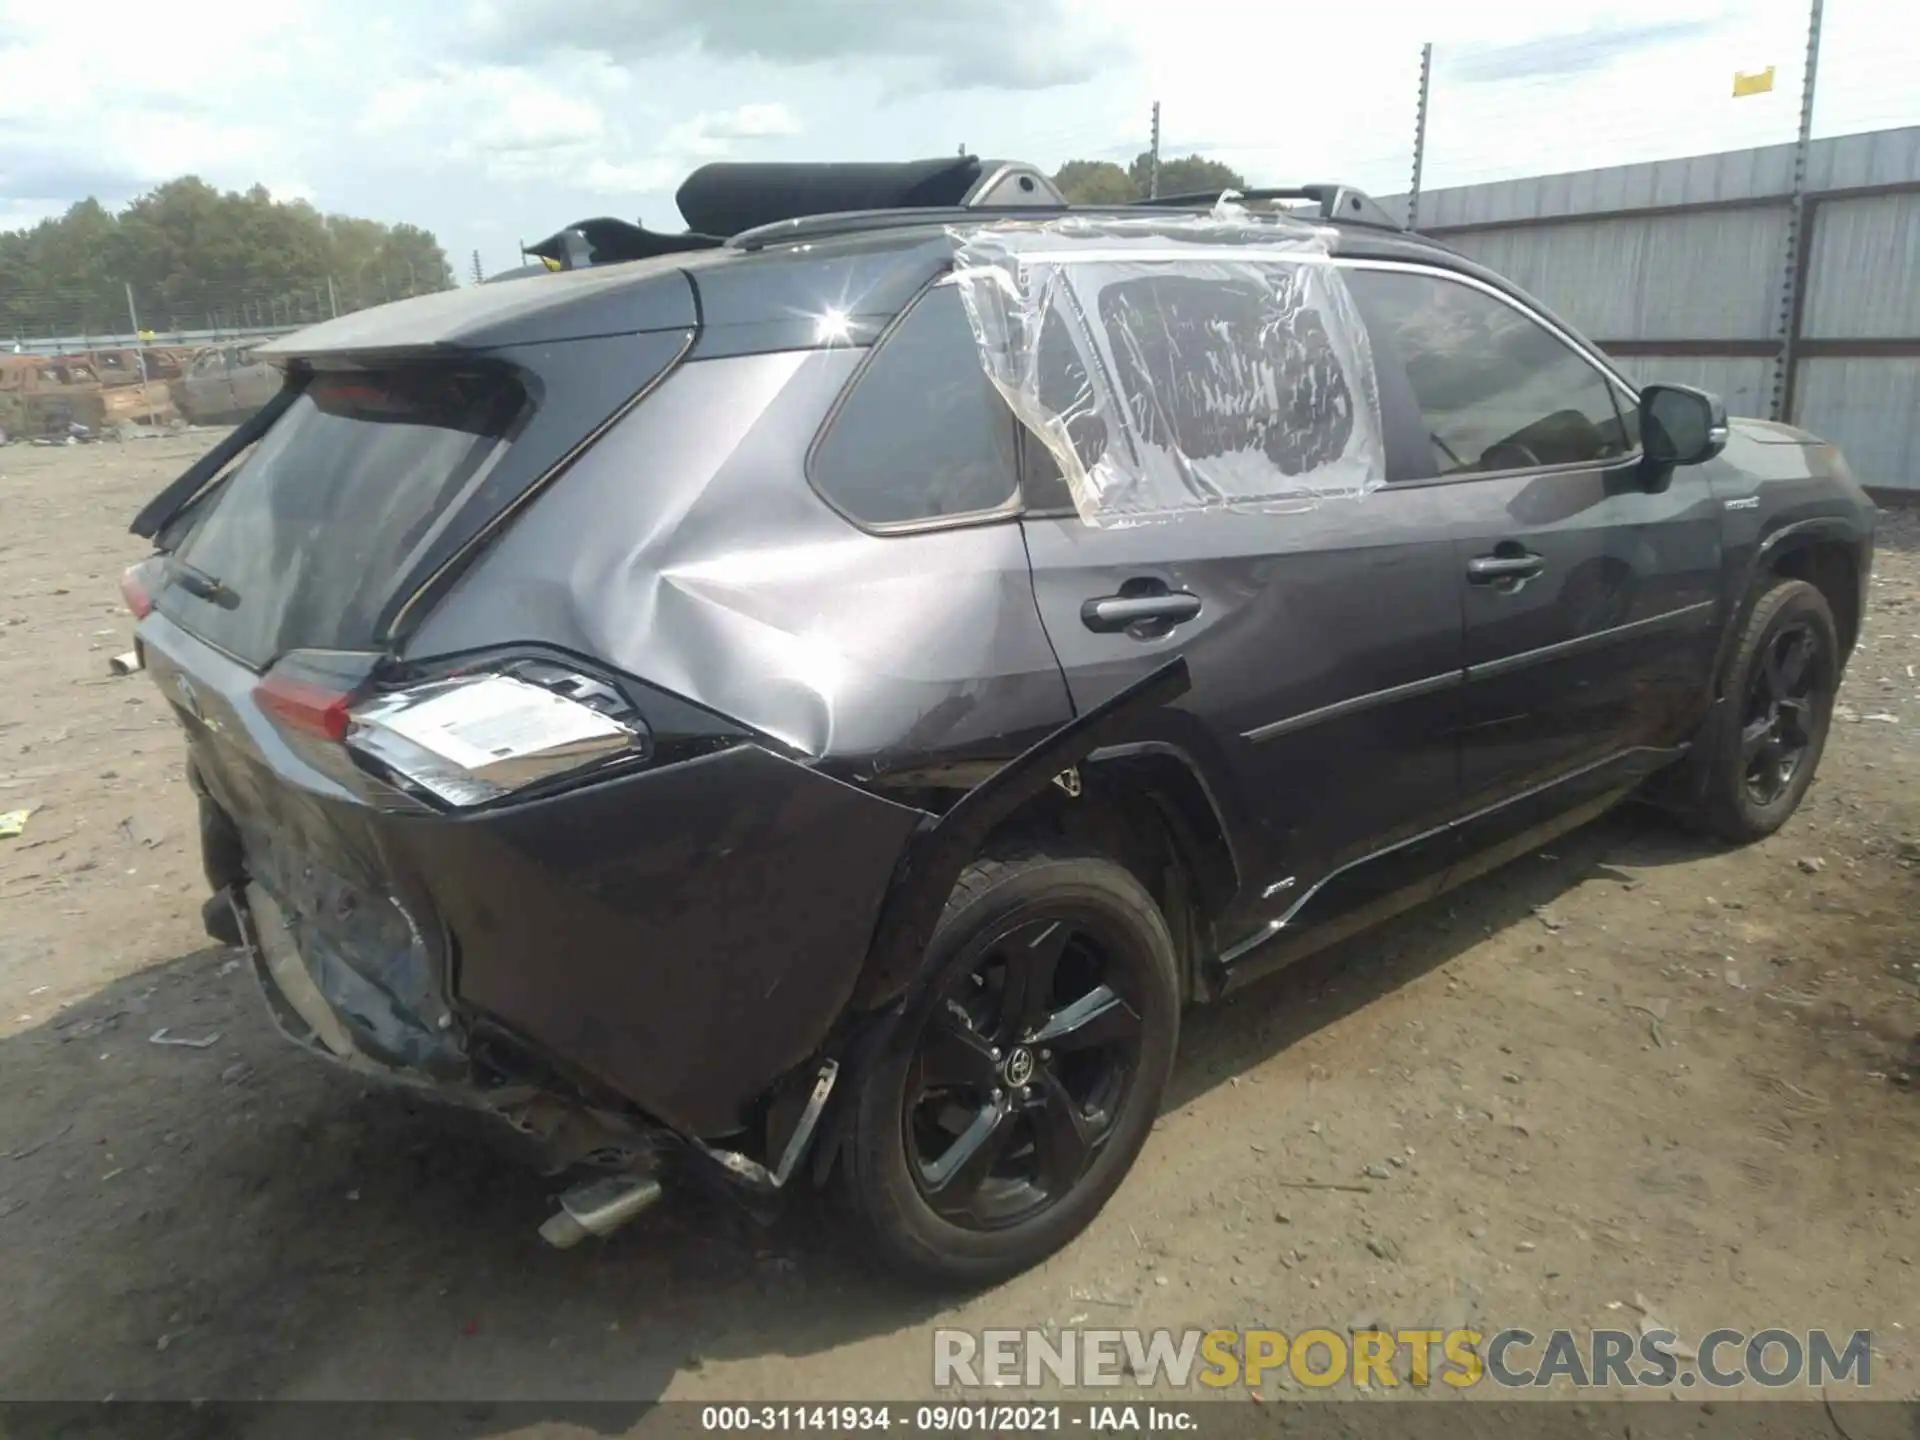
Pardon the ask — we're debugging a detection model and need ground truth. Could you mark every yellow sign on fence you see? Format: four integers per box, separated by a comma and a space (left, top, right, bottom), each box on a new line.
1733, 65, 1777, 97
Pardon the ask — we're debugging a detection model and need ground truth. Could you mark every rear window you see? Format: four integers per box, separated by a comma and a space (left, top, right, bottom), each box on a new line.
808, 283, 1020, 529
159, 368, 524, 666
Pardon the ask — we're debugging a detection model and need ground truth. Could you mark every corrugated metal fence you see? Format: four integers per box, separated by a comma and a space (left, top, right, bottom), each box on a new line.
1384, 124, 1920, 492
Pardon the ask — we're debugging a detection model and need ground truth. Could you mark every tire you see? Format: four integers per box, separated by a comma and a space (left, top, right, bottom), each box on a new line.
839, 849, 1179, 1288
1689, 578, 1839, 843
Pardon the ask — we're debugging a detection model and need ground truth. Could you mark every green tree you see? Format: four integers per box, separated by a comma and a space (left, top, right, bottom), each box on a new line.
1049, 153, 1249, 208
0, 177, 456, 339
1127, 152, 1247, 200
1052, 159, 1139, 204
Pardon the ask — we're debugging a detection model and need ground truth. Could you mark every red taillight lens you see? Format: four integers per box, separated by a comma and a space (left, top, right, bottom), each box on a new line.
120, 564, 154, 619
256, 673, 353, 742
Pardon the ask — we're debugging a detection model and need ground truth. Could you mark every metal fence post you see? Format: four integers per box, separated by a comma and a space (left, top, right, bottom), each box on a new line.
124, 283, 149, 386
1148, 102, 1162, 200
1771, 0, 1825, 423
1407, 42, 1433, 230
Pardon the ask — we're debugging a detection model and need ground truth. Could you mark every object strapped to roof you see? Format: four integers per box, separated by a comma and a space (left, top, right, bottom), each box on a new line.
676, 157, 988, 238
946, 205, 1386, 527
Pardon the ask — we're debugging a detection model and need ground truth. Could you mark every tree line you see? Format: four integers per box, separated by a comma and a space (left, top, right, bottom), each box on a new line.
0, 177, 455, 339
1051, 152, 1248, 205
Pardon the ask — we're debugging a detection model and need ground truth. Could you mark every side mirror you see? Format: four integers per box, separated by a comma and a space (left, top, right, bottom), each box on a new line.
1639, 383, 1728, 469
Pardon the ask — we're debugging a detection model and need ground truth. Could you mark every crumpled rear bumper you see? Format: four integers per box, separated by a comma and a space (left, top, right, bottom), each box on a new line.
198, 735, 927, 1140
199, 657, 1193, 1166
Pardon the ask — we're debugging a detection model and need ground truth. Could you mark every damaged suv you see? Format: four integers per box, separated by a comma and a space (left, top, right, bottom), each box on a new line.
121, 157, 1874, 1286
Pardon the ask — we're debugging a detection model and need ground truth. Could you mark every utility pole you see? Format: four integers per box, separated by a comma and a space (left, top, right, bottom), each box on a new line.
1771, 0, 1824, 423
1407, 42, 1433, 230
326, 275, 339, 318
123, 282, 149, 386
1148, 101, 1162, 199
470, 250, 484, 285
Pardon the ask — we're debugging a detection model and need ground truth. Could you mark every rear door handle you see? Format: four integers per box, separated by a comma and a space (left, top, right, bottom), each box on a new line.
1080, 592, 1203, 634
1467, 552, 1545, 583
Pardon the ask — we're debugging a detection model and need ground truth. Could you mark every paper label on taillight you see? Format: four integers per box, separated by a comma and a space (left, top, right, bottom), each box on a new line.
372, 676, 630, 778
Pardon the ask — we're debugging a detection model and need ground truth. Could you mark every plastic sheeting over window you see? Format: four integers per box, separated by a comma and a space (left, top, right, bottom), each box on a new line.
946, 208, 1385, 526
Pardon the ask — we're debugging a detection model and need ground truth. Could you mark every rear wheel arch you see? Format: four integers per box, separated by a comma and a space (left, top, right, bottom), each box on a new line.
977, 744, 1242, 1003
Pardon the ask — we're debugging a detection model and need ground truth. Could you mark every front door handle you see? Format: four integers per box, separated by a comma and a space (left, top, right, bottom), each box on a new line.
1080, 592, 1203, 635
1467, 551, 1545, 584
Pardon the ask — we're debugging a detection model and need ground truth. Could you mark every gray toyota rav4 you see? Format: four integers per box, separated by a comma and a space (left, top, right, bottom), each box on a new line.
122, 157, 1874, 1286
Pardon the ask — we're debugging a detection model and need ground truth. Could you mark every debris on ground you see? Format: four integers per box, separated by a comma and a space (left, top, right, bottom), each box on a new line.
0, 809, 31, 839
147, 1029, 220, 1050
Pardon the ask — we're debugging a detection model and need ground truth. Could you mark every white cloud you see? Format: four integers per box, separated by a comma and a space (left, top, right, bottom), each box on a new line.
705, 103, 803, 140
1, 0, 1914, 279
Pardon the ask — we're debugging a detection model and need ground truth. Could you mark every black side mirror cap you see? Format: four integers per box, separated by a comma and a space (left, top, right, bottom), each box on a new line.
1640, 383, 1729, 469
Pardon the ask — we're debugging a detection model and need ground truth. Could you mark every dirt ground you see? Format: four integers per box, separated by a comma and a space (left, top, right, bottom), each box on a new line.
0, 433, 1916, 1422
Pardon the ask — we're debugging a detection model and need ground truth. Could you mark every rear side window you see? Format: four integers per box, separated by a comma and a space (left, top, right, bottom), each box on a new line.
160, 368, 524, 666
1345, 268, 1632, 476
1096, 270, 1358, 478
810, 284, 1019, 528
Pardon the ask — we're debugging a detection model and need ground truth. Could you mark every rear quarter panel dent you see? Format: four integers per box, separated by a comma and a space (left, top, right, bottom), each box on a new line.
406, 350, 1074, 764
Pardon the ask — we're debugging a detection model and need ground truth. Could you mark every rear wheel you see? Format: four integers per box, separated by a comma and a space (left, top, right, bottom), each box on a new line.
839, 850, 1179, 1288
1688, 578, 1839, 842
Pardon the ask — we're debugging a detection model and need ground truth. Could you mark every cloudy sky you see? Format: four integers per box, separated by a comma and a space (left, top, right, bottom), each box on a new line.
2, 0, 1915, 275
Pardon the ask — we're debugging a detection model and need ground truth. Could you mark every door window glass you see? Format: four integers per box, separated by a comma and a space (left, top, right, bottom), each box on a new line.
1347, 269, 1633, 476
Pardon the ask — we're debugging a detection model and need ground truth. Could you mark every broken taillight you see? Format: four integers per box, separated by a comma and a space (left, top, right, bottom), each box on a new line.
120, 558, 161, 618
251, 652, 647, 807
256, 671, 354, 742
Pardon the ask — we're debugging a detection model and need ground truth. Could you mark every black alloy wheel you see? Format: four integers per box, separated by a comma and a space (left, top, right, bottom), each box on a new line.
838, 850, 1180, 1287
1740, 619, 1824, 807
1690, 577, 1839, 842
905, 912, 1144, 1229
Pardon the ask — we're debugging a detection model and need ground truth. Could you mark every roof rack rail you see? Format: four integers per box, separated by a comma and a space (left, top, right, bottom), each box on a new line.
682, 158, 1065, 243
730, 203, 1072, 251
1131, 184, 1404, 231
522, 168, 1402, 270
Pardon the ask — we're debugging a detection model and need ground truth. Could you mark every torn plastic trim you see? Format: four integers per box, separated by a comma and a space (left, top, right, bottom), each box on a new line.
786, 659, 1190, 1186
231, 883, 469, 1089
946, 209, 1386, 528
854, 656, 1191, 1012
229, 881, 676, 1176
690, 1059, 840, 1195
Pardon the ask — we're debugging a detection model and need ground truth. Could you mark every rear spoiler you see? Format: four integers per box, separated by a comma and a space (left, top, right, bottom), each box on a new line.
524, 218, 723, 271
129, 380, 305, 540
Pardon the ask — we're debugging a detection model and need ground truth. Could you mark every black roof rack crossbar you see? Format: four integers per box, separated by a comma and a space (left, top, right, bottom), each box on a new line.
1131, 184, 1404, 231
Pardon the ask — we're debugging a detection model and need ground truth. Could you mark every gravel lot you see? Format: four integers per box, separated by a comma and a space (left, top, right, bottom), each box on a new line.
0, 433, 1915, 1424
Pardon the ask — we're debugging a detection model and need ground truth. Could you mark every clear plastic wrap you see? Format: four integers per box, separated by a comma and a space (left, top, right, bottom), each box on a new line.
946, 205, 1385, 526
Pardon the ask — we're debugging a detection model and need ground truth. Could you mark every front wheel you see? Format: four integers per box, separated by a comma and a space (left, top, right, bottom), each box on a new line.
1688, 577, 1839, 842
839, 850, 1179, 1288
